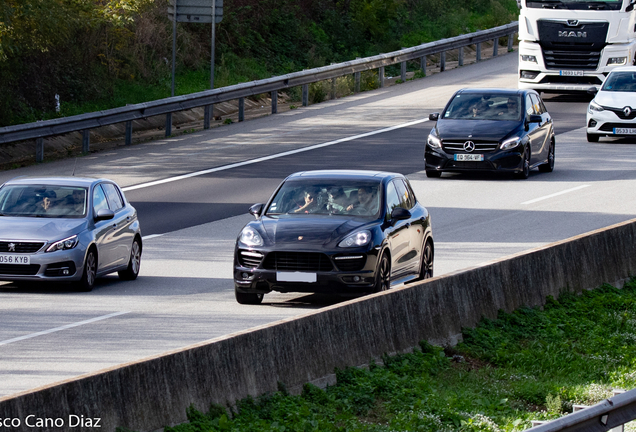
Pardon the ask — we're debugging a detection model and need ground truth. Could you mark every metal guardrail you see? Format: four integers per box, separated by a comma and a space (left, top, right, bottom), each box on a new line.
527, 388, 636, 432
0, 22, 518, 162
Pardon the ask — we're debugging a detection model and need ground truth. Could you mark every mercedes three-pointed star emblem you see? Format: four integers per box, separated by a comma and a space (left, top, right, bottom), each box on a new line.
463, 141, 476, 153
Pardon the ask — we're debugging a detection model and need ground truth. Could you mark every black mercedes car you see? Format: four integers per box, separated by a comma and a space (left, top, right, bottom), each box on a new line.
425, 88, 555, 179
233, 170, 434, 304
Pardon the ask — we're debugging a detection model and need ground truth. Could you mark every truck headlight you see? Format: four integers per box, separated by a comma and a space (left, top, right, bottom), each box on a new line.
607, 57, 627, 66
521, 55, 537, 63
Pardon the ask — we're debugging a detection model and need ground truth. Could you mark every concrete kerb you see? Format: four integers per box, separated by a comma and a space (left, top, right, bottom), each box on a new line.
1, 217, 635, 432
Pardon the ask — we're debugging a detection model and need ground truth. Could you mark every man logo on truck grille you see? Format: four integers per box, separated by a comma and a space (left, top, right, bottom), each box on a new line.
559, 31, 587, 38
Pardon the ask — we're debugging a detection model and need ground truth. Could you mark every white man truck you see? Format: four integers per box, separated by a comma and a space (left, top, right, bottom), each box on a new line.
517, 0, 636, 92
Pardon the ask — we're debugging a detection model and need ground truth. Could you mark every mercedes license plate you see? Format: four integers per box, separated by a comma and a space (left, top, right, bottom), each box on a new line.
455, 154, 484, 162
0, 254, 30, 265
613, 127, 636, 135
277, 272, 317, 283
560, 70, 584, 76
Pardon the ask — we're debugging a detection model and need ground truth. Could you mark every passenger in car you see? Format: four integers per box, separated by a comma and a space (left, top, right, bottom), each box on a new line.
347, 186, 378, 215
326, 187, 349, 213
293, 188, 320, 213
498, 97, 520, 119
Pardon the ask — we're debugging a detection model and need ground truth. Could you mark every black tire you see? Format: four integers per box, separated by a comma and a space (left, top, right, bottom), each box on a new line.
75, 248, 97, 292
514, 146, 530, 179
426, 170, 441, 178
538, 140, 555, 173
418, 240, 434, 280
118, 237, 142, 281
235, 286, 264, 305
587, 133, 599, 142
373, 253, 391, 292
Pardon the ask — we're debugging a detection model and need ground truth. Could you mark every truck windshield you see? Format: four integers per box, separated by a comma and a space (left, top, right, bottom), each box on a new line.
526, 0, 623, 10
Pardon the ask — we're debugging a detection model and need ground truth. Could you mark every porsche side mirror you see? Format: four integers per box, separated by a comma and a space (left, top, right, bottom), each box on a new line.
249, 203, 264, 218
390, 207, 411, 222
94, 208, 115, 222
429, 112, 439, 121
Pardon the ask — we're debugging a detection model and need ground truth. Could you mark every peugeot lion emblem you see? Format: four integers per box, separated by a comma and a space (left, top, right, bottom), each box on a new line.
463, 141, 476, 153
8, 243, 16, 252
624, 107, 632, 117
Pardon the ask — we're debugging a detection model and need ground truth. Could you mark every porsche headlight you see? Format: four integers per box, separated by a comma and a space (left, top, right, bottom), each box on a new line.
239, 227, 263, 247
588, 100, 604, 114
427, 132, 441, 149
46, 235, 79, 252
501, 136, 522, 150
338, 230, 371, 248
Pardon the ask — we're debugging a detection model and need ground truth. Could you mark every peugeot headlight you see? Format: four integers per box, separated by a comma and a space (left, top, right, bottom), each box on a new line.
427, 131, 441, 149
607, 57, 627, 66
338, 230, 371, 248
501, 136, 522, 150
239, 226, 263, 247
46, 235, 79, 252
588, 100, 604, 114
521, 55, 537, 63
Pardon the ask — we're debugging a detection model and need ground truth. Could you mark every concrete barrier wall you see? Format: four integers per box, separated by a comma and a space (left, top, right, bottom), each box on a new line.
2, 218, 636, 431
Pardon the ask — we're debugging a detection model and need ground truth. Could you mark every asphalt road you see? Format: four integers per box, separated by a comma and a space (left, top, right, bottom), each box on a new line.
1, 52, 636, 398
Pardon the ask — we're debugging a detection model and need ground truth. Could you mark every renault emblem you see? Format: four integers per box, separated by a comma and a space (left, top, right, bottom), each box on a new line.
463, 141, 476, 153
624, 106, 632, 117
298, 236, 303, 241
8, 243, 15, 252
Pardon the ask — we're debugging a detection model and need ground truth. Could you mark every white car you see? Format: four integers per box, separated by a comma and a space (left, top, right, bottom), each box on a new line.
586, 66, 636, 143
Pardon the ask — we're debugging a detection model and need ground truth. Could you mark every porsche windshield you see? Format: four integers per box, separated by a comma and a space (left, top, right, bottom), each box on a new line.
0, 185, 88, 218
266, 180, 382, 218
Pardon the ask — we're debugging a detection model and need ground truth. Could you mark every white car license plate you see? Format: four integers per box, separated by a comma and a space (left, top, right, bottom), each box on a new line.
455, 154, 484, 161
277, 272, 317, 283
560, 70, 584, 76
613, 127, 636, 135
0, 254, 30, 265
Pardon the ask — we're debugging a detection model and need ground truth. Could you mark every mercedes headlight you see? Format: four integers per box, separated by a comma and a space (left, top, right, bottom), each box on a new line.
46, 235, 79, 252
239, 227, 263, 247
427, 132, 441, 149
588, 100, 604, 114
338, 230, 372, 248
501, 136, 522, 150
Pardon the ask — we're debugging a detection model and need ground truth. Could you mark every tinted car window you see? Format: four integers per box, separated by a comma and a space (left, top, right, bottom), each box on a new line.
385, 181, 400, 217
443, 93, 522, 121
530, 94, 543, 114
404, 179, 417, 208
525, 94, 535, 116
101, 183, 124, 211
0, 185, 87, 218
393, 180, 411, 210
93, 185, 109, 214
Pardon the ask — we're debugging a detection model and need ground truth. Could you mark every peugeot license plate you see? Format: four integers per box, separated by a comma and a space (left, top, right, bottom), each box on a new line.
455, 154, 484, 162
560, 70, 584, 76
613, 128, 636, 135
0, 254, 30, 265
277, 272, 317, 283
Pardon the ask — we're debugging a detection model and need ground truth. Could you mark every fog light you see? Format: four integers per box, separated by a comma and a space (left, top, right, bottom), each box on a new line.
520, 70, 539, 80
589, 119, 597, 128
353, 276, 361, 282
62, 269, 69, 275
241, 272, 249, 279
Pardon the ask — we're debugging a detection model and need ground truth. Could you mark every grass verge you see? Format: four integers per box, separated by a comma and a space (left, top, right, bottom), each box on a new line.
145, 279, 636, 432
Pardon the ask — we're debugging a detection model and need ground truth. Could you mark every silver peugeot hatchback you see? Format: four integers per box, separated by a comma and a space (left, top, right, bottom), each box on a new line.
0, 176, 142, 291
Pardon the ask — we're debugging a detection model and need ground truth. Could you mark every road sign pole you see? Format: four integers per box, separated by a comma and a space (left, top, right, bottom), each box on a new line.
167, 0, 177, 137
205, 0, 215, 129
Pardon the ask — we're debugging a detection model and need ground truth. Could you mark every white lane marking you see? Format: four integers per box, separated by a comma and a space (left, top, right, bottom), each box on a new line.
122, 118, 429, 192
0, 311, 129, 347
142, 234, 164, 240
521, 185, 590, 205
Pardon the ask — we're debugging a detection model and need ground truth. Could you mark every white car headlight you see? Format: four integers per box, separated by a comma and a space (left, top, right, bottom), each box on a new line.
588, 100, 604, 114
46, 235, 79, 252
501, 136, 521, 150
338, 230, 372, 248
607, 57, 627, 66
521, 55, 537, 63
427, 133, 441, 149
239, 227, 263, 247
